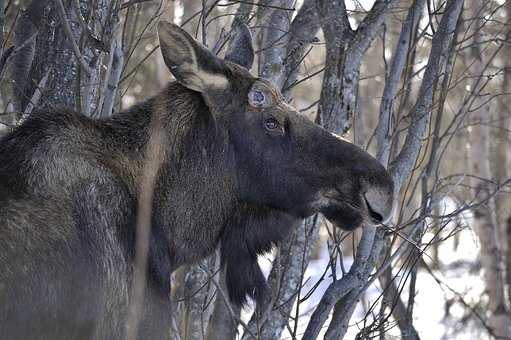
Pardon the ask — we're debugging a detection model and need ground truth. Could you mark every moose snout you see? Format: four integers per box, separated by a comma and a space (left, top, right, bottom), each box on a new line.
364, 187, 394, 226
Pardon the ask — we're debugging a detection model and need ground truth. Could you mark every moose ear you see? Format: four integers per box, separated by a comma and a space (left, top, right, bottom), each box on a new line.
224, 18, 254, 70
157, 21, 229, 92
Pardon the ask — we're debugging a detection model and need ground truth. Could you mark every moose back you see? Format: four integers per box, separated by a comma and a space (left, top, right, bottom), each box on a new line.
0, 21, 394, 339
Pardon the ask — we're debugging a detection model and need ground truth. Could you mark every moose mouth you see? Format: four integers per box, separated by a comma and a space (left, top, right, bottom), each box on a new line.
364, 197, 385, 225
319, 192, 387, 230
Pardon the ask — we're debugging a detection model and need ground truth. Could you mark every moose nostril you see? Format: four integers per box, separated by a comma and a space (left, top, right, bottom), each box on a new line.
369, 209, 383, 223
365, 197, 384, 223
370, 210, 383, 223
363, 185, 394, 225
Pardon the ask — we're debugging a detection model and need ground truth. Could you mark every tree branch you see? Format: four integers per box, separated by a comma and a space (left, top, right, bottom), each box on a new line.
281, 0, 320, 97
54, 0, 92, 75
389, 0, 464, 189
99, 34, 123, 118
376, 0, 427, 165
351, 0, 397, 60
0, 0, 5, 56
11, 4, 38, 112
323, 227, 385, 339
120, 0, 154, 10
315, 0, 398, 134
205, 268, 243, 340
303, 225, 378, 339
257, 0, 294, 89
241, 217, 318, 340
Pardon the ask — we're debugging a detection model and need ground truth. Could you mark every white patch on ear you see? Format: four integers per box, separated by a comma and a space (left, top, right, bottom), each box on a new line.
195, 68, 229, 90
177, 63, 229, 91
330, 132, 350, 142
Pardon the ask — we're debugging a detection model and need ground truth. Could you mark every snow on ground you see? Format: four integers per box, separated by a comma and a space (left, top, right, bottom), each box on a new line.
239, 196, 486, 339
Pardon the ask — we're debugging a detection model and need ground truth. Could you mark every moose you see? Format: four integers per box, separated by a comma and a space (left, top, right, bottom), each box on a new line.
0, 21, 394, 339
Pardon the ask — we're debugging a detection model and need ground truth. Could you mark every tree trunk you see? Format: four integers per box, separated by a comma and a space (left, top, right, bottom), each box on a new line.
0, 0, 5, 57
376, 0, 426, 166
180, 257, 218, 340
257, 0, 294, 89
467, 0, 511, 337
204, 269, 241, 340
317, 0, 464, 338
242, 217, 319, 340
12, 0, 116, 115
496, 0, 511, 311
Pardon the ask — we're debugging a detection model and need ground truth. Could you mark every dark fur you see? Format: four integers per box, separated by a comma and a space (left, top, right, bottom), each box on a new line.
221, 204, 296, 306
0, 22, 394, 339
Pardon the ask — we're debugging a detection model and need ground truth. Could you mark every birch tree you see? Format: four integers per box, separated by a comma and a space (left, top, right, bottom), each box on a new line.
466, 0, 511, 336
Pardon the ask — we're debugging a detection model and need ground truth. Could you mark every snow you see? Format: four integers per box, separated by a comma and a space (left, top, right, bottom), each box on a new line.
238, 196, 487, 339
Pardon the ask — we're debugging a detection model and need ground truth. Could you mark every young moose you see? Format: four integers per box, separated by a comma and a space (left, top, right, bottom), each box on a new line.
0, 21, 394, 339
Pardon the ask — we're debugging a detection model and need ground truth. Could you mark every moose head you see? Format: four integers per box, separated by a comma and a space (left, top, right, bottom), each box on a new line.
157, 21, 394, 233
156, 21, 395, 306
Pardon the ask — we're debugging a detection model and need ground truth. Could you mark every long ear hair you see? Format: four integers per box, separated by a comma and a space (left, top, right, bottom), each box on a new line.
220, 205, 296, 306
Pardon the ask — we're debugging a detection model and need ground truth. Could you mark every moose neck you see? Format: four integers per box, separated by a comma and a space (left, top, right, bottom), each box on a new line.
108, 82, 239, 266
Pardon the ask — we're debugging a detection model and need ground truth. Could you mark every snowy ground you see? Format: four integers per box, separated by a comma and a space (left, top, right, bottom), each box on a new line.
239, 201, 487, 339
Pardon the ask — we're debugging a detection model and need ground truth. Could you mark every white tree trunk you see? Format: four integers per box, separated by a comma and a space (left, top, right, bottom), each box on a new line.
467, 0, 511, 337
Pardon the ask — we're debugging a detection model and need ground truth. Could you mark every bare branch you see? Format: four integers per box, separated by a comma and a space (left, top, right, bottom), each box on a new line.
242, 217, 318, 340
0, 45, 13, 81
316, 0, 398, 134
0, 0, 5, 56
205, 268, 242, 340
54, 0, 92, 75
281, 0, 320, 97
227, 0, 295, 12
376, 0, 427, 165
389, 0, 464, 190
99, 35, 123, 118
302, 225, 379, 339
323, 227, 385, 339
11, 5, 38, 112
315, 0, 353, 132
351, 0, 398, 60
23, 69, 49, 115
233, 0, 254, 22
378, 262, 421, 340
257, 0, 294, 88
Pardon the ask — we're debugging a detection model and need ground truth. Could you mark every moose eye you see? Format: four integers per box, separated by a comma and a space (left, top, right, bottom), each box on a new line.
264, 118, 280, 131
249, 89, 267, 107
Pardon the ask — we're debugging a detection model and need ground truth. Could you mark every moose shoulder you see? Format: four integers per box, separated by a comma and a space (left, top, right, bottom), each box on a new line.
0, 21, 394, 339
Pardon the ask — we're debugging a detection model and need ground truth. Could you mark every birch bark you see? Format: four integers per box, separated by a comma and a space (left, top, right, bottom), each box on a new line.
467, 0, 511, 336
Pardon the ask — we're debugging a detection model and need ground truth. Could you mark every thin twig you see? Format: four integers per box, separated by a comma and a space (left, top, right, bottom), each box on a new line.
54, 0, 92, 75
